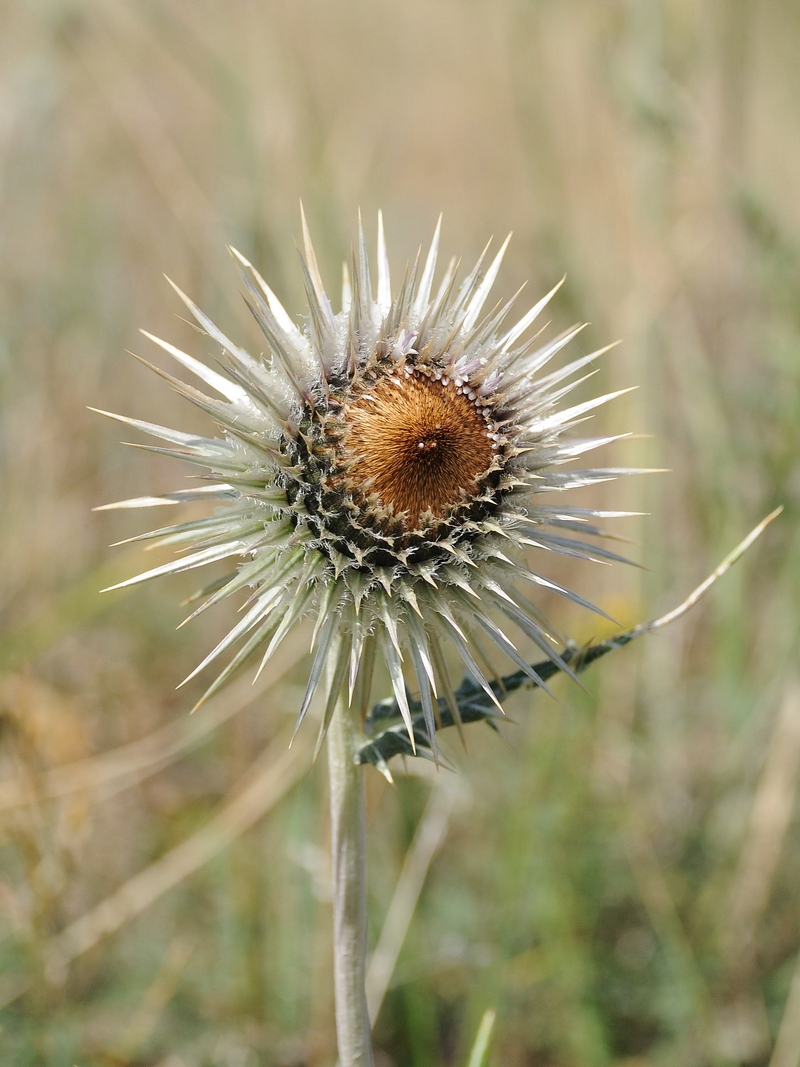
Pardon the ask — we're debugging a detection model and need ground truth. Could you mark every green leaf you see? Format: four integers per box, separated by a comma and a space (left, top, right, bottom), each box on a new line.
466, 1008, 497, 1067
356, 633, 632, 776
356, 505, 782, 777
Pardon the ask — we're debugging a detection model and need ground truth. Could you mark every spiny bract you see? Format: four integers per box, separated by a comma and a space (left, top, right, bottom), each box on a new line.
96, 212, 640, 760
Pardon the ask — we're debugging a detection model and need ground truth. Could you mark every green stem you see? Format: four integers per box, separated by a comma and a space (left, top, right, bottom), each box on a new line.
328, 687, 374, 1067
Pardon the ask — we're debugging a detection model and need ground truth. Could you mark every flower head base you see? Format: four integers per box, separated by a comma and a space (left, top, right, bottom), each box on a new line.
97, 212, 639, 758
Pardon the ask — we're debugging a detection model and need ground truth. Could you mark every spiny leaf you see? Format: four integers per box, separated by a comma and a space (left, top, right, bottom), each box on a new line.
356, 508, 782, 773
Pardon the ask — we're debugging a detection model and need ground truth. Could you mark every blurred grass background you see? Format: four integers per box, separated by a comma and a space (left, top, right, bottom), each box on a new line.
0, 0, 798, 1064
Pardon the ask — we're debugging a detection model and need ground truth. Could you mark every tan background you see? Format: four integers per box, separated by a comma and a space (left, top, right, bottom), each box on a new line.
1, 1, 799, 1065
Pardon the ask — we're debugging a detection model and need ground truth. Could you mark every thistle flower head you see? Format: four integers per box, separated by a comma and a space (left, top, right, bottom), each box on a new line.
97, 212, 638, 756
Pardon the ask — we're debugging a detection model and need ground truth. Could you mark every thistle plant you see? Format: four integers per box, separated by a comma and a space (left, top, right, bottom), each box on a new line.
95, 212, 648, 1065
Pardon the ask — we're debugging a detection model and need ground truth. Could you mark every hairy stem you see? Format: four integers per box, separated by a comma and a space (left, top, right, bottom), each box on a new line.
328, 687, 374, 1067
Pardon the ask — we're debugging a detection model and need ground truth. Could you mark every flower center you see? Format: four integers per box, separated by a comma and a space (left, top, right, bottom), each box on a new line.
342, 371, 495, 529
